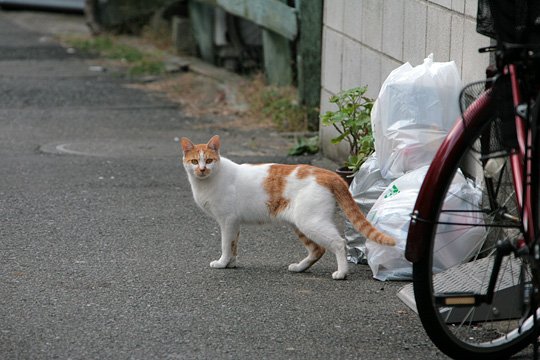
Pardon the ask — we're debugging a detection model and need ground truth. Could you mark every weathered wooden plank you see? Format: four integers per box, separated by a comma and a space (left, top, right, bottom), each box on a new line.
194, 0, 297, 40
262, 28, 292, 86
295, 0, 322, 129
188, 0, 215, 64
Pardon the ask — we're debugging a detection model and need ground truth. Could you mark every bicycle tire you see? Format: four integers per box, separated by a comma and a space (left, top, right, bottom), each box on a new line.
409, 89, 538, 359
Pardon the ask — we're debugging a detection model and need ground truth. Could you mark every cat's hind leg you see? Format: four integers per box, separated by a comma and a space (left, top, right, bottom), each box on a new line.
288, 228, 326, 273
295, 221, 348, 280
210, 222, 240, 269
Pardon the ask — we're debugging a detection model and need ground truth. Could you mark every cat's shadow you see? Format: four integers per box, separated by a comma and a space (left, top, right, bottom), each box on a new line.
204, 262, 367, 282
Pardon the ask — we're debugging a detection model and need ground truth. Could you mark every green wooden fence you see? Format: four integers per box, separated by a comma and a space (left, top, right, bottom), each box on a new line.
189, 0, 322, 126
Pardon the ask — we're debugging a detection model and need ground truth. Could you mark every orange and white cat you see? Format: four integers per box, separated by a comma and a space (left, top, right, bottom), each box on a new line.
181, 135, 395, 280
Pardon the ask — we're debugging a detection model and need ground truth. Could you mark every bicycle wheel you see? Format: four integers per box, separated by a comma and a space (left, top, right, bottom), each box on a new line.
410, 89, 538, 359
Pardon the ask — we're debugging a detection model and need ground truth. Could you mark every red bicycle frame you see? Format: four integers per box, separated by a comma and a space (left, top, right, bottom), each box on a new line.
508, 64, 535, 245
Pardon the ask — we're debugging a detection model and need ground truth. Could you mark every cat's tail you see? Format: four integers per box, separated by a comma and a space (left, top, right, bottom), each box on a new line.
332, 181, 396, 246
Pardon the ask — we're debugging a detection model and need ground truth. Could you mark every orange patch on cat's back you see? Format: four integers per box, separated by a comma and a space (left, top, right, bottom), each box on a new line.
296, 165, 348, 189
263, 164, 298, 216
295, 165, 313, 179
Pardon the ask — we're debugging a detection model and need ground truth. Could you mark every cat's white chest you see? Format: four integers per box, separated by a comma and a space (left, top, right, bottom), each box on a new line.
192, 188, 216, 214
190, 177, 235, 220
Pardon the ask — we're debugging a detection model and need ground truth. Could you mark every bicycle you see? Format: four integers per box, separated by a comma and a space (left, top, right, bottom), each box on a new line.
404, 0, 540, 359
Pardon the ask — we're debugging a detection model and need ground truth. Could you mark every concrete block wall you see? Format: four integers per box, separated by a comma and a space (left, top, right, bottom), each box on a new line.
320, 0, 491, 164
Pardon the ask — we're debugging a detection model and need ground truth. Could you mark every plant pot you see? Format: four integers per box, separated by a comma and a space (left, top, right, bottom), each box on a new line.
335, 166, 354, 186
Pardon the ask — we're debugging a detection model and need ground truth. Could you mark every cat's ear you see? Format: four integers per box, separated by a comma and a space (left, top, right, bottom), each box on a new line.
180, 137, 195, 153
207, 135, 221, 152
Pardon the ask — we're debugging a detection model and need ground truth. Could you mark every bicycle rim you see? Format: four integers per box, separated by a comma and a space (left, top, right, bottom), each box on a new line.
413, 114, 537, 359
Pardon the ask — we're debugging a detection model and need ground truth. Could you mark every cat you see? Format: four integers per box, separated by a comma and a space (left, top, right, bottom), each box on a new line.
180, 135, 395, 280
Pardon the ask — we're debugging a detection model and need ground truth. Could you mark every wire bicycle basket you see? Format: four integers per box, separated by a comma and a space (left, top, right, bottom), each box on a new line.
459, 77, 518, 157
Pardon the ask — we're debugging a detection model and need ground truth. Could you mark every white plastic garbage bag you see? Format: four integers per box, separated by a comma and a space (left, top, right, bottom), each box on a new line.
372, 54, 462, 179
345, 153, 392, 264
365, 166, 485, 281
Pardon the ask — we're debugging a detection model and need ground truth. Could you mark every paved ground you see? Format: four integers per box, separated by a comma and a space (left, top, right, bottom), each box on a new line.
0, 9, 535, 360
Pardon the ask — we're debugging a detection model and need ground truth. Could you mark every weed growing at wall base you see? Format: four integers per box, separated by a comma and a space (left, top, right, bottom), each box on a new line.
65, 35, 165, 77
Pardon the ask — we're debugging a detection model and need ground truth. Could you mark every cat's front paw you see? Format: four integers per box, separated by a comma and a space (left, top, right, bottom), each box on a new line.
332, 271, 347, 280
210, 259, 228, 268
288, 263, 305, 273
210, 257, 237, 269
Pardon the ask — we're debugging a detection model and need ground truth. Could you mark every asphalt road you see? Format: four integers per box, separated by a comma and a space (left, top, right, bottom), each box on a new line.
0, 9, 535, 360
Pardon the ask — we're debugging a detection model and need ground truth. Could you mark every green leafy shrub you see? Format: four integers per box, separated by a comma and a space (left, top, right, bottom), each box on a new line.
321, 86, 374, 172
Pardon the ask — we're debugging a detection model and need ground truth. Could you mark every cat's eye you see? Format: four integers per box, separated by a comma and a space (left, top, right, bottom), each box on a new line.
206, 159, 213, 164
191, 159, 198, 165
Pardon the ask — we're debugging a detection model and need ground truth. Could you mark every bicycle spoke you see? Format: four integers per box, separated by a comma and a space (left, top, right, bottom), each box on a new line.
410, 93, 538, 358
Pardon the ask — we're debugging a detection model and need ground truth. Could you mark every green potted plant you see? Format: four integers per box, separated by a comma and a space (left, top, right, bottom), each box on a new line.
321, 86, 375, 184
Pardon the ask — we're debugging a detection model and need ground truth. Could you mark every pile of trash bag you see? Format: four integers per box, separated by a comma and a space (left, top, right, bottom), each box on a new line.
346, 54, 485, 280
